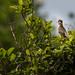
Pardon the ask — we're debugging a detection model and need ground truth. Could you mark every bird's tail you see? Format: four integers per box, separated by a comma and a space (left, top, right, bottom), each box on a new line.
65, 32, 70, 40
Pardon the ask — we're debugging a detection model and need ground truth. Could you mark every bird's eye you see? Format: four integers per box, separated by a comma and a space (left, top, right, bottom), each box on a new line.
59, 21, 62, 23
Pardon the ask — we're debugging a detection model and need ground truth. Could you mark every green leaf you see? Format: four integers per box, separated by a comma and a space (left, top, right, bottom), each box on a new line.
42, 55, 50, 60
68, 31, 71, 35
10, 5, 17, 9
30, 33, 34, 39
28, 20, 31, 25
26, 49, 30, 55
49, 20, 53, 25
44, 61, 48, 67
7, 47, 15, 56
0, 48, 6, 58
10, 69, 16, 73
17, 52, 21, 57
18, 5, 22, 12
33, 66, 37, 71
47, 20, 53, 26
37, 48, 43, 55
30, 66, 37, 71
72, 29, 75, 35
49, 27, 53, 31
70, 36, 74, 41
26, 68, 31, 73
43, 47, 50, 54
49, 60, 53, 65
19, 0, 23, 5
10, 54, 16, 61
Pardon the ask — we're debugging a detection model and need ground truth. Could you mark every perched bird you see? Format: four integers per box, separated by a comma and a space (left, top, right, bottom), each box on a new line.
57, 19, 70, 40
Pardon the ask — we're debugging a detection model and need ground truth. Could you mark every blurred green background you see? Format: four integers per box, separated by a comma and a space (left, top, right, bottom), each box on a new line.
0, 0, 45, 49
0, 0, 28, 49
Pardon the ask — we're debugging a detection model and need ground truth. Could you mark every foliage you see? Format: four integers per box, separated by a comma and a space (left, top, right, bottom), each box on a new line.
0, 0, 75, 75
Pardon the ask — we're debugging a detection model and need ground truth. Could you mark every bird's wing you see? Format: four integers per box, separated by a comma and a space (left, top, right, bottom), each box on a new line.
59, 26, 70, 40
59, 26, 66, 33
63, 26, 70, 40
65, 32, 70, 40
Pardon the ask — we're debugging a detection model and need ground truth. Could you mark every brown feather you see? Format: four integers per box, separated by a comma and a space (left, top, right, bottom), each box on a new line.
58, 19, 70, 40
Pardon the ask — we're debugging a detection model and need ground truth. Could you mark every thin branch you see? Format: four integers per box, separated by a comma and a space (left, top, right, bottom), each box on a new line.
16, 64, 21, 72
9, 21, 26, 57
9, 23, 19, 48
65, 23, 74, 30
20, 32, 30, 50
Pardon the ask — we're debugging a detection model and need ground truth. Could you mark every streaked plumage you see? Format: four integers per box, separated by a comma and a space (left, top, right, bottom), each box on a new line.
58, 19, 70, 40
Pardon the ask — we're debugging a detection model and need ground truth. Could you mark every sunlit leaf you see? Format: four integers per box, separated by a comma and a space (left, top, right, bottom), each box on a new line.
58, 35, 61, 39
47, 20, 53, 25
43, 47, 50, 54
17, 52, 21, 57
30, 66, 37, 71
49, 27, 53, 31
42, 55, 50, 60
30, 33, 34, 39
10, 5, 17, 9
19, 0, 23, 5
70, 36, 74, 41
7, 47, 15, 56
37, 48, 43, 55
10, 54, 16, 61
72, 29, 75, 35
0, 48, 6, 58
26, 49, 30, 55
28, 20, 31, 25
48, 20, 53, 25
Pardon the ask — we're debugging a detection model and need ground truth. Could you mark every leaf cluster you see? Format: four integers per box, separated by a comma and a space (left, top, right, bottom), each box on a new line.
0, 0, 75, 75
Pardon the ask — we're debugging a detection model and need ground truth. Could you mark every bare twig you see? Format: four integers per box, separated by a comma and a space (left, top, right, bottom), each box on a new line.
9, 22, 20, 48
65, 23, 74, 30
16, 64, 21, 72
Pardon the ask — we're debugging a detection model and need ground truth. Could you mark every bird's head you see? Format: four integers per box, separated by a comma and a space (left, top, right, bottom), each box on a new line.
58, 19, 63, 26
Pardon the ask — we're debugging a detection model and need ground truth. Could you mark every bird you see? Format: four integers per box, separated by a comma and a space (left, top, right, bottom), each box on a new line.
57, 19, 70, 40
